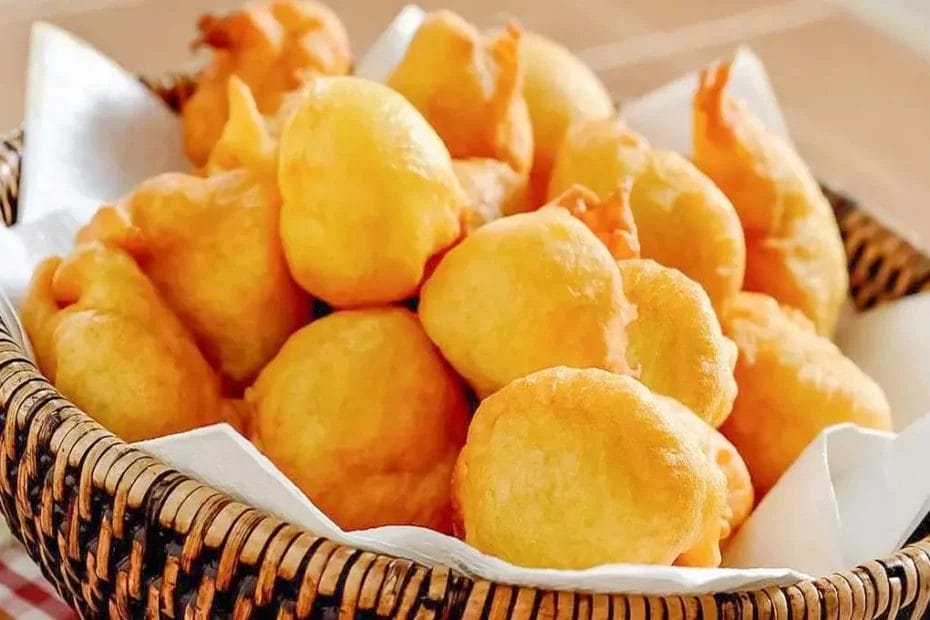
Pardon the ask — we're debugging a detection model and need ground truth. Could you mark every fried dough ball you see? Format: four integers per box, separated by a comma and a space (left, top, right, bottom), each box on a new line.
694, 63, 847, 334
183, 0, 351, 166
720, 293, 892, 496
420, 207, 633, 398
20, 244, 231, 442
659, 395, 753, 546
550, 184, 640, 260
452, 367, 727, 568
453, 158, 529, 230
520, 32, 614, 204
549, 118, 745, 310
618, 259, 737, 427
247, 307, 470, 531
78, 170, 308, 388
278, 77, 466, 307
387, 11, 533, 174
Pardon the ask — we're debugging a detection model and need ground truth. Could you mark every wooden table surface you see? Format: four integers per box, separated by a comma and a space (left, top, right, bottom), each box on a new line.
1, 0, 929, 241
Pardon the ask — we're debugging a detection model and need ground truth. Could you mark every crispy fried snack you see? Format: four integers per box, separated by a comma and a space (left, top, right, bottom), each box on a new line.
658, 395, 754, 553
248, 307, 470, 531
520, 32, 614, 204
550, 184, 640, 260
694, 63, 847, 334
387, 11, 533, 174
453, 158, 529, 230
278, 76, 466, 307
20, 244, 232, 442
452, 367, 727, 568
720, 293, 892, 496
618, 259, 737, 427
78, 169, 308, 387
183, 0, 351, 166
420, 207, 634, 398
549, 118, 745, 310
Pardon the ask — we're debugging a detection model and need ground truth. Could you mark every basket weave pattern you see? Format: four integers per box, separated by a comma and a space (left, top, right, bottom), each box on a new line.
1, 80, 930, 618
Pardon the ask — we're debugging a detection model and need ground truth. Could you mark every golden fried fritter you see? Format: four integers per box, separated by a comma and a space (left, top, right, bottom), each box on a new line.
453, 158, 529, 230
278, 76, 466, 307
20, 244, 232, 442
694, 63, 847, 334
420, 207, 634, 398
453, 367, 727, 568
550, 118, 745, 310
387, 11, 533, 174
550, 184, 640, 260
720, 293, 891, 496
183, 0, 351, 166
520, 32, 614, 205
618, 259, 737, 427
248, 307, 470, 531
79, 169, 308, 387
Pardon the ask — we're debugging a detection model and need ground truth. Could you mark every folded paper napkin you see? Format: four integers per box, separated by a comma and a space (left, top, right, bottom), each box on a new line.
1, 5, 930, 597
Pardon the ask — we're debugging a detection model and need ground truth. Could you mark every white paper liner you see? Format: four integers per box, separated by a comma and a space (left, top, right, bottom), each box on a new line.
1, 6, 930, 596
18, 22, 188, 226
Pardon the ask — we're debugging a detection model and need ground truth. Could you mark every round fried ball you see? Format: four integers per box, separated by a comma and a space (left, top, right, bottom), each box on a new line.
452, 367, 727, 568
278, 76, 466, 307
618, 259, 737, 427
720, 293, 892, 496
247, 307, 470, 531
520, 32, 614, 204
420, 207, 634, 398
549, 118, 745, 310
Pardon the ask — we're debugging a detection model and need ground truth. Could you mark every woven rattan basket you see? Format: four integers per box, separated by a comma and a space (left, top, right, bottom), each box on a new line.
2, 78, 930, 619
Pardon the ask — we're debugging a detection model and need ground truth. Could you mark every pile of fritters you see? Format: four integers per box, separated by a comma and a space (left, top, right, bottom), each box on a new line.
21, 0, 891, 570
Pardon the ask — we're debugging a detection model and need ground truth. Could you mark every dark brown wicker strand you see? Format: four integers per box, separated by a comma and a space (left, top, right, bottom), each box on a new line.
0, 128, 21, 227
2, 76, 930, 618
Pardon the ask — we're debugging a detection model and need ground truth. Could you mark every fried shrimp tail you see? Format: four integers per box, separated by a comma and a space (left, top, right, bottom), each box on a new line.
550, 182, 640, 260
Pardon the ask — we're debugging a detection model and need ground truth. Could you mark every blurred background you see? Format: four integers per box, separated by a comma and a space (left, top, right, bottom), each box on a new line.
1, 0, 929, 240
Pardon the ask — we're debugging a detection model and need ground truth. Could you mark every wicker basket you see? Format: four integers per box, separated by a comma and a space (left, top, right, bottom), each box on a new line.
2, 79, 930, 619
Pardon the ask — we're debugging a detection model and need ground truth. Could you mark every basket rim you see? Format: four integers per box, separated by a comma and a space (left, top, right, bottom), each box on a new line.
2, 84, 930, 618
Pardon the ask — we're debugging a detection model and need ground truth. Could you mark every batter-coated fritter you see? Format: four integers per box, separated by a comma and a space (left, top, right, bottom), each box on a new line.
79, 170, 308, 387
720, 293, 891, 496
20, 244, 232, 442
248, 307, 470, 531
693, 63, 847, 334
453, 367, 727, 568
420, 206, 634, 398
388, 11, 533, 174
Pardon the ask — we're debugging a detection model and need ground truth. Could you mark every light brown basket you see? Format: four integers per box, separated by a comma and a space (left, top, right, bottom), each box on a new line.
1, 78, 930, 618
